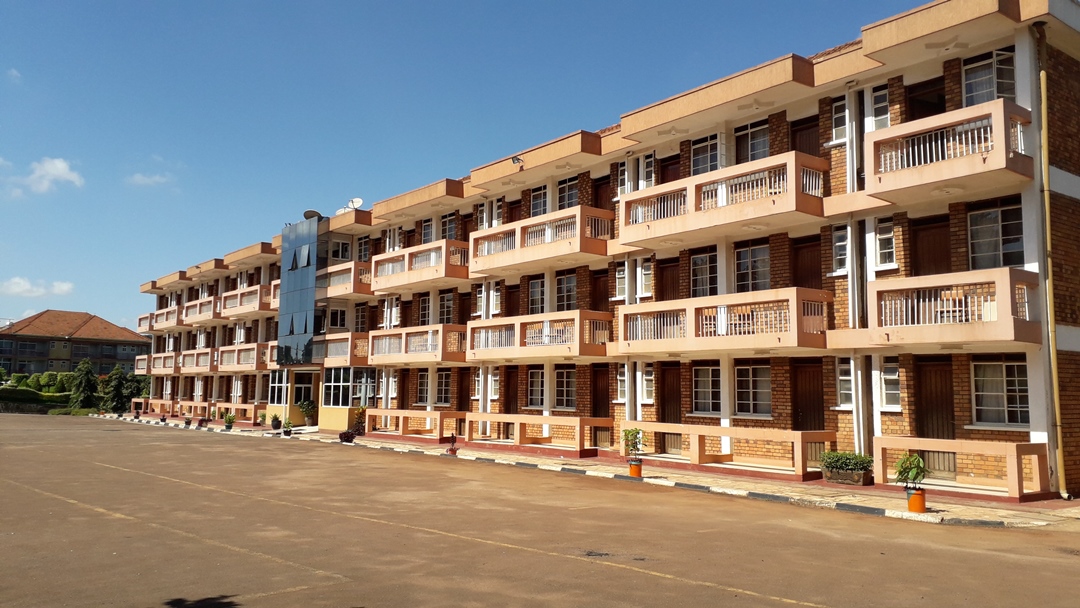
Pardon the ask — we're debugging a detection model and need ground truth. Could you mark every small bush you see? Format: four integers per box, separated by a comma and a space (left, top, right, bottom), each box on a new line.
40, 371, 58, 389
339, 430, 356, 443
47, 407, 73, 415
56, 372, 74, 393
820, 451, 874, 472
0, 386, 80, 405
11, 373, 29, 388
26, 374, 42, 391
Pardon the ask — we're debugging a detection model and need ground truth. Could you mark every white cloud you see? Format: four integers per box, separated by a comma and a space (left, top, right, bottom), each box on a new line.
9, 187, 23, 198
0, 277, 75, 297
7, 68, 21, 84
21, 157, 84, 193
0, 157, 11, 169
125, 172, 172, 186
21, 309, 36, 320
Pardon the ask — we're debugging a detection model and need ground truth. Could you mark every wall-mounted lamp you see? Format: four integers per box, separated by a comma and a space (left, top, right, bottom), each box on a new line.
511, 156, 524, 165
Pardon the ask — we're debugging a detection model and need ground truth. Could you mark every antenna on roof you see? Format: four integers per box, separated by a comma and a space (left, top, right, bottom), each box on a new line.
302, 209, 322, 220
335, 197, 364, 216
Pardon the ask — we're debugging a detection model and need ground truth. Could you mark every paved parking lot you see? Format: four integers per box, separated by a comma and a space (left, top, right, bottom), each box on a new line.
3, 414, 1080, 607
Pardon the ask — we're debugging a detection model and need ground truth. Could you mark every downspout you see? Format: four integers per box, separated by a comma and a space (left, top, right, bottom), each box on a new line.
1032, 21, 1071, 499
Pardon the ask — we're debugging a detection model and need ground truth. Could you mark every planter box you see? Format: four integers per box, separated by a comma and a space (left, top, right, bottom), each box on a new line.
822, 468, 873, 486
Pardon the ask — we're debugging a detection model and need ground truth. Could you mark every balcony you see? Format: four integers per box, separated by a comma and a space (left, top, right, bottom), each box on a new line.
134, 355, 150, 375
617, 151, 828, 250
179, 348, 218, 374
470, 206, 615, 277
149, 353, 179, 376
371, 240, 470, 295
221, 285, 273, 319
867, 267, 1041, 347
616, 288, 832, 357
218, 343, 269, 372
137, 314, 154, 334
322, 261, 374, 300
266, 341, 279, 370
467, 310, 612, 363
368, 323, 467, 366
182, 296, 222, 326
865, 98, 1033, 205
152, 306, 185, 332
314, 332, 369, 367
270, 280, 281, 310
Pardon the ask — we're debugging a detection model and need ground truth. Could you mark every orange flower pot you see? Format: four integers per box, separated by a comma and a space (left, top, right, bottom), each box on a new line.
628, 459, 643, 478
907, 488, 926, 513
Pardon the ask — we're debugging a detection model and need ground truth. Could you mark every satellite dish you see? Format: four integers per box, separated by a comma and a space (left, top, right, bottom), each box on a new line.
347, 198, 363, 209
303, 209, 321, 220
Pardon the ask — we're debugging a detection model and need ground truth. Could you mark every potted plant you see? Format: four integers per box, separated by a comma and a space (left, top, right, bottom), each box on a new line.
257, 412, 267, 427
209, 408, 217, 421
622, 428, 646, 478
445, 432, 458, 456
159, 415, 167, 424
223, 413, 236, 431
819, 451, 874, 486
184, 417, 192, 428
197, 417, 209, 429
352, 406, 367, 436
282, 419, 293, 437
297, 399, 317, 426
270, 413, 282, 430
133, 410, 140, 420
339, 430, 356, 444
895, 452, 929, 513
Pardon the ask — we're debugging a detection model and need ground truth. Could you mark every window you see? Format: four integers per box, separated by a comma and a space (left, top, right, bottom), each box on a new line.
529, 278, 545, 314
872, 84, 890, 130
969, 204, 1024, 269
417, 370, 430, 404
557, 177, 579, 210
882, 356, 900, 410
329, 308, 347, 329
530, 185, 548, 217
618, 154, 655, 195
477, 198, 504, 230
490, 368, 499, 399
49, 341, 56, 349
352, 368, 376, 407
356, 236, 371, 262
440, 213, 457, 241
735, 363, 771, 415
876, 217, 895, 266
418, 295, 431, 326
269, 370, 288, 406
330, 240, 351, 261
734, 242, 770, 292
438, 292, 454, 324
614, 263, 627, 299
48, 360, 55, 369
382, 296, 400, 328
354, 305, 369, 333
963, 47, 1015, 107
691, 134, 718, 175
638, 261, 653, 297
973, 355, 1029, 425
435, 370, 451, 405
323, 367, 352, 407
528, 369, 544, 408
555, 270, 577, 312
642, 364, 654, 403
376, 370, 398, 399
473, 368, 483, 398
832, 224, 848, 273
693, 367, 722, 413
555, 367, 576, 410
616, 364, 627, 401
831, 98, 847, 142
691, 252, 718, 297
419, 218, 434, 244
837, 358, 853, 408
735, 120, 769, 164
617, 161, 628, 195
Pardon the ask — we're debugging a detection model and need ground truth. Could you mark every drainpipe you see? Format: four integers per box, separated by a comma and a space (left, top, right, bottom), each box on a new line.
1032, 21, 1071, 499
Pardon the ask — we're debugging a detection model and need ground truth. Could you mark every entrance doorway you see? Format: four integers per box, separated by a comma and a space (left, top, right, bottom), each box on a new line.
792, 359, 825, 466
503, 366, 519, 439
911, 216, 951, 276
792, 235, 822, 290
658, 363, 682, 454
591, 364, 611, 447
915, 356, 957, 479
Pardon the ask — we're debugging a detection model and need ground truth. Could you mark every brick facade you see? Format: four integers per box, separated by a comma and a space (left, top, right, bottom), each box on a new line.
818, 97, 846, 196
1048, 45, 1080, 176
768, 110, 789, 157
943, 57, 963, 112
887, 75, 907, 125
1051, 192, 1080, 326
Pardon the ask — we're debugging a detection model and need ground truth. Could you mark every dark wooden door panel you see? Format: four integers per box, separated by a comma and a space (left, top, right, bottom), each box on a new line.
792, 239, 822, 290
915, 360, 957, 478
792, 361, 825, 431
592, 364, 611, 447
660, 364, 682, 454
591, 271, 609, 313
912, 219, 950, 277
658, 261, 679, 302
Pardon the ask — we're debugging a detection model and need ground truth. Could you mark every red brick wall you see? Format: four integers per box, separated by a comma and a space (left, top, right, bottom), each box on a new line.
521, 189, 532, 219
1051, 192, 1080, 326
820, 226, 847, 329
888, 75, 907, 125
949, 202, 970, 273
577, 171, 593, 208
1047, 46, 1080, 176
678, 140, 691, 179
575, 266, 592, 311
609, 162, 621, 240
1057, 350, 1080, 496
769, 233, 792, 289
732, 358, 794, 462
818, 97, 845, 196
769, 110, 789, 157
943, 58, 963, 112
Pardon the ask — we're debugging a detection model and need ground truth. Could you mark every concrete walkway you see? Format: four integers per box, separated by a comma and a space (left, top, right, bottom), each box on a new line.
102, 414, 1080, 528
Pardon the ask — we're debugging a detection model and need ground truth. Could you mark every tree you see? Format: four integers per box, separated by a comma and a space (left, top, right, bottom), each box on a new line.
103, 366, 127, 413
69, 359, 99, 411
123, 373, 149, 401
40, 371, 58, 392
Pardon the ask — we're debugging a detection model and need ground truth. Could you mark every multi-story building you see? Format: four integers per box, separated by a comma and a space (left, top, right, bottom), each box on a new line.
136, 0, 1080, 499
0, 310, 150, 375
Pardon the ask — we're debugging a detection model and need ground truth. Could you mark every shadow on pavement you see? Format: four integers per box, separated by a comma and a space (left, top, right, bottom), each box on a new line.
163, 596, 240, 607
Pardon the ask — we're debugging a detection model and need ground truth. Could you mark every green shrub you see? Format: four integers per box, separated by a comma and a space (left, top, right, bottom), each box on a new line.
0, 367, 8, 383
819, 451, 874, 472
55, 372, 74, 393
26, 374, 42, 391
47, 407, 73, 415
11, 373, 29, 387
0, 386, 85, 405
40, 371, 58, 389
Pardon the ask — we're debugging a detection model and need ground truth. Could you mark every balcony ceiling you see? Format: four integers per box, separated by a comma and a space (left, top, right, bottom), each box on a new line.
186, 258, 231, 281
370, 179, 465, 223
153, 270, 194, 291
860, 0, 1021, 65
468, 131, 603, 194
224, 242, 277, 270
327, 209, 378, 235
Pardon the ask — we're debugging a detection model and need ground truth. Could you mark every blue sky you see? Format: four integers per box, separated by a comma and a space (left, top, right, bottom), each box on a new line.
0, 0, 919, 328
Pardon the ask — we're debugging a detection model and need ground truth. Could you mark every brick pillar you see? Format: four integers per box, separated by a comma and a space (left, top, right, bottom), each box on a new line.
609, 162, 622, 240
944, 58, 963, 112
577, 171, 593, 208
608, 260, 620, 341
519, 275, 531, 316
410, 293, 422, 326
887, 75, 907, 125
949, 202, 970, 273
768, 110, 789, 156
679, 140, 692, 179
452, 290, 463, 325
493, 280, 506, 319
893, 212, 912, 278
471, 283, 482, 315
817, 97, 844, 196
769, 233, 792, 289
575, 266, 592, 311
575, 365, 592, 417
820, 225, 838, 329
677, 251, 691, 300
521, 189, 532, 219
770, 357, 793, 429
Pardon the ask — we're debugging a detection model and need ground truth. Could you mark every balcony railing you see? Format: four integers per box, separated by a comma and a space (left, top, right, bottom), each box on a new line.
182, 296, 221, 325
467, 310, 612, 362
865, 98, 1033, 204
137, 314, 154, 333
867, 267, 1041, 346
179, 348, 217, 373
149, 353, 179, 375
371, 240, 470, 293
618, 151, 828, 249
470, 206, 614, 276
616, 288, 831, 356
270, 280, 281, 310
218, 343, 268, 372
221, 285, 273, 318
368, 323, 468, 365
322, 261, 374, 299
152, 306, 185, 331
315, 332, 369, 367
135, 355, 149, 374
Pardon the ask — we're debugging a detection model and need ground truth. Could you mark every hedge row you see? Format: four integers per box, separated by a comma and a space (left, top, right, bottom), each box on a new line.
0, 386, 103, 406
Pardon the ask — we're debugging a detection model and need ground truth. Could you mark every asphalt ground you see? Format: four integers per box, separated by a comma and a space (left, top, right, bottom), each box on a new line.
3, 414, 1080, 608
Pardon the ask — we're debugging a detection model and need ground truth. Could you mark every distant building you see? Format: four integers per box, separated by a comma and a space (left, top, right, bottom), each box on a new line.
0, 310, 150, 375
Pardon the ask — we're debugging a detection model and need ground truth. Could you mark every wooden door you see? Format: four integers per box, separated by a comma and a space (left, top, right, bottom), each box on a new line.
506, 200, 522, 223
400, 300, 413, 328
456, 368, 471, 435
791, 116, 820, 157
658, 155, 681, 185
659, 363, 682, 454
505, 285, 520, 317
912, 217, 951, 276
503, 366, 519, 439
591, 365, 611, 447
591, 270, 609, 313
657, 259, 679, 302
792, 359, 825, 465
906, 77, 947, 121
792, 236, 822, 290
915, 358, 957, 478
593, 176, 614, 212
